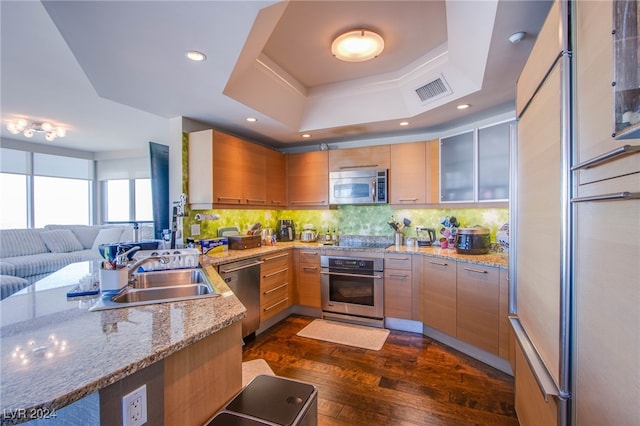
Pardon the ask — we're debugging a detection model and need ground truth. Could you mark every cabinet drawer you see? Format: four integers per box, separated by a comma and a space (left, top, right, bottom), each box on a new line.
262, 267, 289, 292
384, 254, 412, 270
262, 282, 289, 306
261, 251, 289, 272
298, 250, 320, 265
261, 285, 289, 322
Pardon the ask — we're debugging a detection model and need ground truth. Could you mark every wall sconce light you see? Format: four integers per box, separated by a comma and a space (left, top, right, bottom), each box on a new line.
331, 29, 384, 62
6, 119, 66, 141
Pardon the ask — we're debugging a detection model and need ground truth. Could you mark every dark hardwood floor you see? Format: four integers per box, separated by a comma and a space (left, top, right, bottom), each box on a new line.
242, 315, 519, 426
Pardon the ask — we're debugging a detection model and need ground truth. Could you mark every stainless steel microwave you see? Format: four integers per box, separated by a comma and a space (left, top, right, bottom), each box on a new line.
329, 169, 388, 205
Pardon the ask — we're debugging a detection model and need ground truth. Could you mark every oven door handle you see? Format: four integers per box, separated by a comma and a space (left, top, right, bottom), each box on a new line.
320, 271, 383, 279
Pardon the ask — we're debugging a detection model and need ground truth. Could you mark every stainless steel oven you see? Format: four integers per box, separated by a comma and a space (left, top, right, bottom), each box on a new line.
320, 254, 384, 327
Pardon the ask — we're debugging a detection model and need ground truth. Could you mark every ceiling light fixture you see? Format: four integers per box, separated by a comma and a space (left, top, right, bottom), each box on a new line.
457, 104, 471, 110
186, 50, 207, 61
6, 119, 66, 141
331, 29, 384, 62
508, 32, 527, 44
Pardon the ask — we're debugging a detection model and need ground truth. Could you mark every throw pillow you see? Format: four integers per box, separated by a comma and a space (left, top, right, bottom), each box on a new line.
41, 229, 84, 253
91, 227, 126, 252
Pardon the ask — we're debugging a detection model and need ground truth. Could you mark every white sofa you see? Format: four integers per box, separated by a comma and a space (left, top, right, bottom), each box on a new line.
0, 224, 155, 299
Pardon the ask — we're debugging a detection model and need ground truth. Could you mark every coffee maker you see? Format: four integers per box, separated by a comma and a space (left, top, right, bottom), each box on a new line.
276, 219, 295, 242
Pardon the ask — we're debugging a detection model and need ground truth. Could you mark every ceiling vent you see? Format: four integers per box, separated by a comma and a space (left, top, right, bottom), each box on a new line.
415, 76, 452, 103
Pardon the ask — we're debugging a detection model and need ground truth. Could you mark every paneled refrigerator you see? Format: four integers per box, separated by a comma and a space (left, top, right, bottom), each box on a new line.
512, 1, 640, 425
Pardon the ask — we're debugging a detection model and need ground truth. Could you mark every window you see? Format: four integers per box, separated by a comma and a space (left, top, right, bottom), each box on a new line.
104, 178, 153, 222
34, 176, 90, 227
0, 173, 28, 229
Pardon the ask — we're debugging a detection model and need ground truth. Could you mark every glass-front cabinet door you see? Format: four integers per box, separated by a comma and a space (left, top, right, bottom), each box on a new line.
478, 121, 511, 201
440, 131, 474, 202
613, 0, 640, 139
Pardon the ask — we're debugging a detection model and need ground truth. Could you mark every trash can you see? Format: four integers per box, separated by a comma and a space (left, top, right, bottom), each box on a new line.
207, 375, 317, 426
205, 411, 273, 426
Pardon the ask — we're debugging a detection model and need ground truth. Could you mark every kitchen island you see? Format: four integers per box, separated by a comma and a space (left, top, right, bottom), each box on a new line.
0, 261, 246, 425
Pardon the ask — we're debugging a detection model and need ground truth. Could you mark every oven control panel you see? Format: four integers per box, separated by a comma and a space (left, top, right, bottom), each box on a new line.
321, 256, 383, 271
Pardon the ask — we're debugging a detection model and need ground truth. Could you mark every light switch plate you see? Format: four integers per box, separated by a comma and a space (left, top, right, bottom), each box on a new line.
191, 224, 200, 236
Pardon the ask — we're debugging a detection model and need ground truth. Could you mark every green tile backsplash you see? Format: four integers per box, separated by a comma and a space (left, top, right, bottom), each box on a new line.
183, 205, 508, 241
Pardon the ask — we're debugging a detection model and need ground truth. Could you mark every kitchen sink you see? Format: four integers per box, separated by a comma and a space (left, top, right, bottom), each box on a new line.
89, 268, 220, 311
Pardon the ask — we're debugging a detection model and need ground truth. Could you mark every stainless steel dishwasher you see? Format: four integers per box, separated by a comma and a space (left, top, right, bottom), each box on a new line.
219, 257, 263, 338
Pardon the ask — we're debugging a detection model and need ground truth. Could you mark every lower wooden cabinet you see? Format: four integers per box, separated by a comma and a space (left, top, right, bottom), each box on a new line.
294, 249, 321, 308
456, 263, 500, 355
498, 268, 511, 361
384, 254, 413, 320
423, 257, 457, 336
260, 250, 292, 323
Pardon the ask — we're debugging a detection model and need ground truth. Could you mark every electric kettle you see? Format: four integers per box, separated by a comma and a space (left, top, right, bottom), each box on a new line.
416, 227, 436, 246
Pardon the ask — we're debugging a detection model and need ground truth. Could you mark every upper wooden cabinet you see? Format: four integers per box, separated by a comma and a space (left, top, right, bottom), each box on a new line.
287, 151, 329, 207
329, 145, 390, 171
389, 140, 439, 205
188, 129, 286, 209
264, 148, 286, 207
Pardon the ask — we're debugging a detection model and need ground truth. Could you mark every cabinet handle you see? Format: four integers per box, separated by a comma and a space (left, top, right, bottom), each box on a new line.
290, 200, 326, 205
270, 200, 282, 205
388, 257, 410, 261
264, 283, 288, 295
571, 192, 640, 203
247, 198, 266, 204
264, 298, 288, 312
301, 252, 318, 255
429, 261, 449, 266
339, 164, 378, 169
398, 198, 418, 202
463, 267, 488, 274
388, 273, 409, 278
217, 196, 242, 203
263, 253, 288, 262
302, 266, 318, 271
571, 144, 640, 170
263, 268, 288, 278
320, 271, 383, 279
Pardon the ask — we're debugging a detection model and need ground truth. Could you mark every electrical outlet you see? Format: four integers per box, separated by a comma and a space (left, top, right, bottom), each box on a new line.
122, 384, 147, 426
191, 224, 201, 236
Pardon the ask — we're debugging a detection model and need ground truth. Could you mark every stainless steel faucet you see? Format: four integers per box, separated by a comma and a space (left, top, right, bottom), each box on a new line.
127, 256, 169, 280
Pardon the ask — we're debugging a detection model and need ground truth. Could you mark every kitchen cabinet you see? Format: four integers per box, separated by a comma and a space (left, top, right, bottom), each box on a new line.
477, 122, 511, 201
456, 262, 500, 355
383, 254, 413, 320
422, 257, 457, 336
389, 141, 439, 205
328, 145, 390, 171
612, 0, 640, 140
260, 250, 292, 323
440, 122, 512, 203
294, 249, 321, 308
188, 129, 282, 208
287, 151, 329, 207
265, 148, 286, 207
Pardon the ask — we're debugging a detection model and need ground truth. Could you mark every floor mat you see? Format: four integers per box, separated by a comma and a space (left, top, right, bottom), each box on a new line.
296, 319, 390, 350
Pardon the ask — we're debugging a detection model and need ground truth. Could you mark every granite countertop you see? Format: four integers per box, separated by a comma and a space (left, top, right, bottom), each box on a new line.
0, 261, 246, 421
199, 241, 508, 269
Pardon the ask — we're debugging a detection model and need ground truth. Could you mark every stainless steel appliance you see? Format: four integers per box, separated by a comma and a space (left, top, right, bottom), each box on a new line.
219, 257, 263, 338
320, 253, 384, 327
276, 219, 295, 242
329, 169, 387, 205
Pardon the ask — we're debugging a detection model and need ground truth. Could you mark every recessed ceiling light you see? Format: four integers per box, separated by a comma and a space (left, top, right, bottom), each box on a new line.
301, 134, 311, 138
457, 104, 471, 110
246, 117, 258, 122
186, 50, 207, 61
331, 29, 384, 62
399, 121, 409, 126
508, 32, 527, 44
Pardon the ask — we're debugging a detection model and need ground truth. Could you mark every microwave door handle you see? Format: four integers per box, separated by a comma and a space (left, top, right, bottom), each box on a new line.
371, 178, 376, 202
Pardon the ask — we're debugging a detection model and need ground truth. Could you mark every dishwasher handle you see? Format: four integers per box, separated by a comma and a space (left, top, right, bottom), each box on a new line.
219, 260, 264, 274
